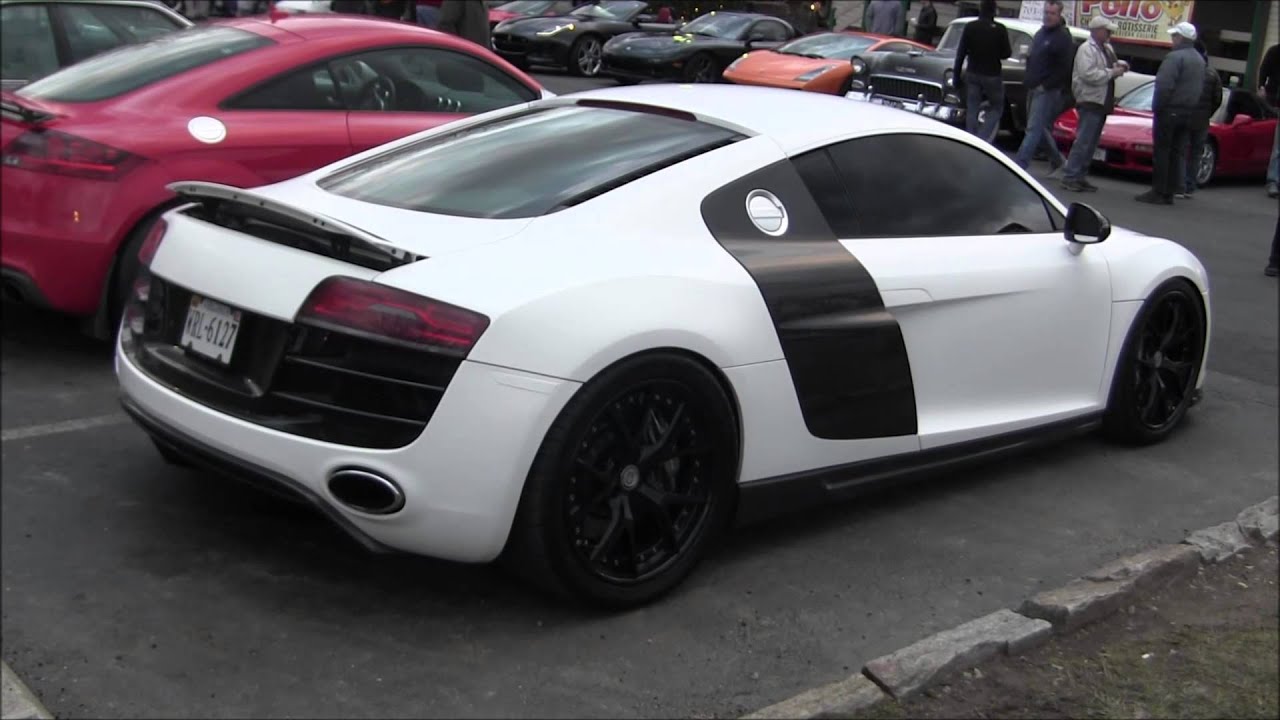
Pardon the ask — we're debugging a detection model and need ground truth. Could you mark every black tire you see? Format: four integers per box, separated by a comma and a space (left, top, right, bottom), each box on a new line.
1101, 278, 1206, 445
108, 215, 160, 336
568, 35, 603, 78
503, 352, 739, 609
682, 53, 719, 83
1194, 139, 1217, 187
151, 437, 195, 468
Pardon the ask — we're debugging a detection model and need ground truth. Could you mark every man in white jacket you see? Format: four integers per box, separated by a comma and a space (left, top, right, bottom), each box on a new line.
1060, 15, 1128, 192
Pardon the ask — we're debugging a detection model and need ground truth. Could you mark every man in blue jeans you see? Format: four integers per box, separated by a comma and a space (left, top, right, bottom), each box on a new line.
953, 0, 1011, 143
1060, 15, 1127, 192
1013, 0, 1074, 173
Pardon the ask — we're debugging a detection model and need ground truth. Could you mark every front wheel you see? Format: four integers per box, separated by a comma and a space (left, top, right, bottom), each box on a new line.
504, 353, 739, 608
570, 35, 603, 77
683, 53, 719, 83
1101, 278, 1206, 445
1194, 140, 1217, 187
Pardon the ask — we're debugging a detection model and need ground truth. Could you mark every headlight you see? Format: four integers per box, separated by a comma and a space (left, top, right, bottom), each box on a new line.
795, 65, 838, 82
536, 23, 574, 36
944, 69, 955, 88
851, 57, 867, 75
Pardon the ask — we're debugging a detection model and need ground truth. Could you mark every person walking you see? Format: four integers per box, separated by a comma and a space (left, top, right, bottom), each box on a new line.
1177, 40, 1221, 199
913, 0, 938, 45
438, 0, 490, 47
952, 0, 1011, 143
1260, 43, 1279, 197
1135, 22, 1205, 205
864, 0, 902, 37
1059, 15, 1127, 192
1012, 0, 1073, 174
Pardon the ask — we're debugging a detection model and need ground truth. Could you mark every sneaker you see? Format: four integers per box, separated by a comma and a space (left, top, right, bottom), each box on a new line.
1268, 183, 1279, 198
1080, 179, 1099, 192
1135, 190, 1172, 205
1174, 192, 1191, 199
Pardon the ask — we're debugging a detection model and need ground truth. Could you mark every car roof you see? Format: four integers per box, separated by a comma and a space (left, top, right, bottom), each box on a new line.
218, 13, 446, 42
560, 83, 969, 153
949, 15, 1090, 39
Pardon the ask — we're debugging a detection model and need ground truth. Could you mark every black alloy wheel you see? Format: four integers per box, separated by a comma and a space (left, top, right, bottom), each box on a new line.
505, 353, 738, 608
684, 53, 718, 83
571, 35, 603, 77
1103, 278, 1205, 444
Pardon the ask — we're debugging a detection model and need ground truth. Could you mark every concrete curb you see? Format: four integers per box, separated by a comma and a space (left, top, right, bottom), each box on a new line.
739, 494, 1280, 719
2, 661, 52, 720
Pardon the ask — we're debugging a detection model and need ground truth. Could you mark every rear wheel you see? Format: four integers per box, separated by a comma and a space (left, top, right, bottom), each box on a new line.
1194, 139, 1217, 187
108, 215, 160, 336
1102, 278, 1206, 445
570, 35, 603, 77
505, 353, 739, 608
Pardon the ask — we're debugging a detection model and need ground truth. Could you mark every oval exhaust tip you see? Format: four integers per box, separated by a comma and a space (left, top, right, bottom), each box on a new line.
328, 469, 405, 515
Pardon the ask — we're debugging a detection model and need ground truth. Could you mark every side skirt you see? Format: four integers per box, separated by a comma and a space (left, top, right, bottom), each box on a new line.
734, 412, 1104, 526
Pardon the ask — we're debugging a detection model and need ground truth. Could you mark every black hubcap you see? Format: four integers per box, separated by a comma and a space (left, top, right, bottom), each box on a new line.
565, 383, 715, 584
692, 57, 714, 82
1132, 292, 1199, 429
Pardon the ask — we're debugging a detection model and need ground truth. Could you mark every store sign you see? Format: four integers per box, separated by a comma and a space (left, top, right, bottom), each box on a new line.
1018, 1, 1077, 24
1074, 0, 1196, 46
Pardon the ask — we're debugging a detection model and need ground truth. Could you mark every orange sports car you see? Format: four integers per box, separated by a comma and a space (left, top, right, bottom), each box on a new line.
722, 31, 932, 95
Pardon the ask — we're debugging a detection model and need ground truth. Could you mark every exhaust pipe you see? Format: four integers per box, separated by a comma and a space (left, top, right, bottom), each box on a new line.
327, 468, 405, 515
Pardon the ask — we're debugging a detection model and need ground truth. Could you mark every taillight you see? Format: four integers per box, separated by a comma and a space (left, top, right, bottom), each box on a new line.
296, 276, 490, 356
136, 219, 168, 267
1, 129, 141, 180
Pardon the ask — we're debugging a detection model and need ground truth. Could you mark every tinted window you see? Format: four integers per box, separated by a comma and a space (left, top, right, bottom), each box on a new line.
775, 32, 876, 60
0, 5, 58, 83
797, 133, 1059, 237
682, 13, 755, 39
59, 3, 185, 63
227, 66, 342, 110
328, 47, 536, 114
318, 105, 743, 218
18, 25, 272, 103
750, 20, 791, 42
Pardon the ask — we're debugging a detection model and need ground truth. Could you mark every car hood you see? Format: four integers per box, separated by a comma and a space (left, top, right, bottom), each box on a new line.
609, 32, 733, 54
497, 14, 583, 34
864, 48, 952, 78
732, 51, 843, 81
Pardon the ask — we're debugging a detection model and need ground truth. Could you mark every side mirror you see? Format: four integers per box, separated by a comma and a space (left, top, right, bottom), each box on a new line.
1065, 202, 1110, 244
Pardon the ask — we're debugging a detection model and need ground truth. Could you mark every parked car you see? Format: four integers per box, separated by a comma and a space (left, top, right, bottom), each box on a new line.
488, 0, 577, 29
491, 0, 679, 77
601, 10, 797, 84
845, 15, 1090, 136
722, 29, 931, 95
1053, 79, 1279, 187
1, 0, 192, 90
273, 1, 334, 13
116, 84, 1209, 608
1, 13, 547, 337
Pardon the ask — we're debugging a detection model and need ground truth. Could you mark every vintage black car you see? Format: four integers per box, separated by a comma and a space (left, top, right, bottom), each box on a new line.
846, 15, 1090, 137
601, 10, 798, 84
491, 0, 680, 77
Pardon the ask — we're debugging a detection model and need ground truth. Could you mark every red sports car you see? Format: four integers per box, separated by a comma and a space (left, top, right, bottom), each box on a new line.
488, 0, 576, 28
1053, 79, 1278, 187
1, 13, 545, 336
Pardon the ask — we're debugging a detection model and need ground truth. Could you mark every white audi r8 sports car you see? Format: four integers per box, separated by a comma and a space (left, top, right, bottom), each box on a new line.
115, 84, 1211, 608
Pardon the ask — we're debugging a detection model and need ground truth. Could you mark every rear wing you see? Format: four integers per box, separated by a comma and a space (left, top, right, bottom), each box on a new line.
168, 181, 424, 271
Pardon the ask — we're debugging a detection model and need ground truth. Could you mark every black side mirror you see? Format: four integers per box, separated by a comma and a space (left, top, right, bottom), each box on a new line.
1065, 202, 1110, 244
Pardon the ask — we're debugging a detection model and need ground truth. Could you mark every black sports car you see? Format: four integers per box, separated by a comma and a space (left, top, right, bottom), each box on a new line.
601, 10, 797, 84
491, 0, 679, 77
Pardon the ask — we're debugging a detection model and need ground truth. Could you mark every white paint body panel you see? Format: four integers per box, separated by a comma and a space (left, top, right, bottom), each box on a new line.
117, 84, 1212, 564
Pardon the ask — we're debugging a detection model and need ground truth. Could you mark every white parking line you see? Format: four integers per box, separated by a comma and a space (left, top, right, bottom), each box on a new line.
1, 413, 130, 443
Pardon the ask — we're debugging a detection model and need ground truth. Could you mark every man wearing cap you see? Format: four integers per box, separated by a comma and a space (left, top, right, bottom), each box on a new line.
1060, 15, 1128, 192
1136, 21, 1205, 205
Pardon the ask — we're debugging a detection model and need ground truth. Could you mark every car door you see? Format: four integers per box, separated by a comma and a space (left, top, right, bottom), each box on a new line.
792, 132, 1114, 450
0, 3, 59, 89
1224, 91, 1279, 171
336, 45, 541, 153
217, 64, 355, 184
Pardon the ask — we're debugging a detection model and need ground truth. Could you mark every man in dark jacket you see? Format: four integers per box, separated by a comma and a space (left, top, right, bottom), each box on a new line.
953, 0, 1011, 143
1136, 22, 1205, 205
438, 0, 490, 47
1261, 43, 1278, 196
1178, 40, 1222, 198
1012, 0, 1074, 172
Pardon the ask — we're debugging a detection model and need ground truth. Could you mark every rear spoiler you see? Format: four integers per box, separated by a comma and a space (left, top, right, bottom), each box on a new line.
0, 93, 57, 125
167, 181, 424, 270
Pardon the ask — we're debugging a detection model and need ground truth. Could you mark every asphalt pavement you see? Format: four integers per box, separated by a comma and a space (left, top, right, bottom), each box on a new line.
2, 72, 1277, 719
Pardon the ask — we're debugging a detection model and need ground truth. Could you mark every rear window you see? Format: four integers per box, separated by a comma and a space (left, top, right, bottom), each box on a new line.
317, 104, 745, 219
18, 25, 273, 102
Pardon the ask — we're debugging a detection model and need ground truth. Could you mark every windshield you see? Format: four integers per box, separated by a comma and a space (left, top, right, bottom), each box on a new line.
936, 22, 962, 52
570, 0, 646, 20
680, 12, 753, 39
317, 105, 743, 219
775, 32, 877, 59
1117, 81, 1155, 112
18, 25, 272, 102
496, 0, 554, 12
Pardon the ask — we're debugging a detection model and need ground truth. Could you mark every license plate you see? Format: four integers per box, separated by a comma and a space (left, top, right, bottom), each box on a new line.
871, 96, 905, 109
181, 295, 242, 365
1093, 148, 1107, 161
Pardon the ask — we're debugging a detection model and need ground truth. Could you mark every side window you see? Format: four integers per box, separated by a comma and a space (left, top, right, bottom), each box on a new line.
0, 5, 59, 83
332, 47, 538, 114
881, 42, 911, 52
803, 133, 1060, 238
751, 20, 791, 42
58, 5, 129, 63
1008, 29, 1032, 59
227, 66, 343, 110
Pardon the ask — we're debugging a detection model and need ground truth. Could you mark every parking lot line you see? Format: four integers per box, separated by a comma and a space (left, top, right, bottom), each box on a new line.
1, 414, 129, 443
